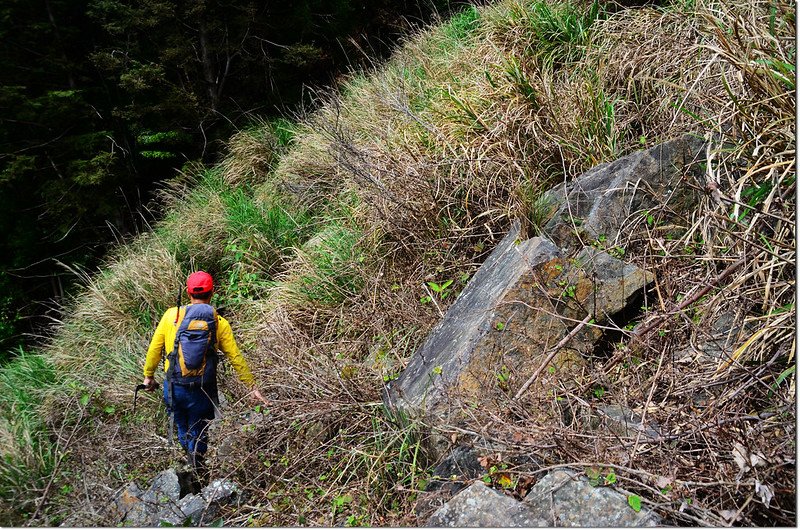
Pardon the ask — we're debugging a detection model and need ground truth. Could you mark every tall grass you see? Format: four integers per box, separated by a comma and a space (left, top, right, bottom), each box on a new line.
3, 0, 794, 525
0, 350, 58, 522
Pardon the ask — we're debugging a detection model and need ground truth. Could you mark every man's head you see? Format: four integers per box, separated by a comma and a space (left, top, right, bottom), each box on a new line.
186, 271, 214, 301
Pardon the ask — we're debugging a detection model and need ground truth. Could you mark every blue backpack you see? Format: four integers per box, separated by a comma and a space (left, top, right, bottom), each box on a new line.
168, 303, 219, 386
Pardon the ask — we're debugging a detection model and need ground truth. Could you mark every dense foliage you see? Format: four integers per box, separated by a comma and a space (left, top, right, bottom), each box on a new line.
0, 0, 461, 355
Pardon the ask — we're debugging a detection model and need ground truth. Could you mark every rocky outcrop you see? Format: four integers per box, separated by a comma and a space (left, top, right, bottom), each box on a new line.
426, 481, 549, 527
384, 226, 562, 424
385, 135, 708, 525
386, 135, 705, 441
385, 226, 654, 457
112, 469, 240, 527
428, 471, 660, 527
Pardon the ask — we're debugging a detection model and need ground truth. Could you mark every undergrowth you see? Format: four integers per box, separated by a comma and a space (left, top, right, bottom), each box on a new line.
0, 0, 794, 526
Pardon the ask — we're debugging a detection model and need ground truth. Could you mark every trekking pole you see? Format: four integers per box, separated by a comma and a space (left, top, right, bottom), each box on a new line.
133, 381, 160, 416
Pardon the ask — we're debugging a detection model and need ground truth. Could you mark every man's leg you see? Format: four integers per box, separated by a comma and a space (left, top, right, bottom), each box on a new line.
184, 387, 215, 477
164, 383, 191, 453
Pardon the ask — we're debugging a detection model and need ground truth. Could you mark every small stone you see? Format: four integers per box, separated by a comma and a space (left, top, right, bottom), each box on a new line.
594, 404, 661, 440
202, 479, 239, 504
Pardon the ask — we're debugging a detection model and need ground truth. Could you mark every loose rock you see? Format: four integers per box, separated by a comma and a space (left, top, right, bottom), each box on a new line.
523, 469, 660, 527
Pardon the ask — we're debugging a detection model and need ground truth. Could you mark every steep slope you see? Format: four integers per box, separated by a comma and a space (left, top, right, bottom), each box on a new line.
0, 0, 794, 526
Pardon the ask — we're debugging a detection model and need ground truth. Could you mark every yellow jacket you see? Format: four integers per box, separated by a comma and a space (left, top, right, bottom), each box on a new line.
143, 305, 255, 387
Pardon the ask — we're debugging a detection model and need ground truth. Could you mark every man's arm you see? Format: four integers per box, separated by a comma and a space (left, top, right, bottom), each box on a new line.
217, 317, 269, 405
142, 309, 172, 389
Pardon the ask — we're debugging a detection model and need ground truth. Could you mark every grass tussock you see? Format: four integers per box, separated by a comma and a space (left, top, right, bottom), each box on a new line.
2, 0, 794, 526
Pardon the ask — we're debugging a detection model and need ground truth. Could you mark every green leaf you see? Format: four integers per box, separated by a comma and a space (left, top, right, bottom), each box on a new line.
628, 494, 642, 512
104, 405, 116, 414
333, 494, 352, 507
79, 393, 90, 406
769, 365, 796, 396
773, 365, 796, 389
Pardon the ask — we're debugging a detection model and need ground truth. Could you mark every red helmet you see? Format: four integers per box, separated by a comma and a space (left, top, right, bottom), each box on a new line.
186, 271, 214, 297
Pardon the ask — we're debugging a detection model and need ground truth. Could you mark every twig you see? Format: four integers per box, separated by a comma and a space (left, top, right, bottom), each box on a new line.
634, 256, 746, 338
514, 314, 592, 400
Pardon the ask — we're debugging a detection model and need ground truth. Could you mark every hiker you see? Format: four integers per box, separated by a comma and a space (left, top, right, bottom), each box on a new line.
142, 270, 268, 472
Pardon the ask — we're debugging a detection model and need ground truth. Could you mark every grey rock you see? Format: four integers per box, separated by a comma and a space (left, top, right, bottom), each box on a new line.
426, 482, 549, 527
145, 469, 182, 504
112, 482, 145, 526
114, 469, 182, 527
385, 222, 561, 421
426, 471, 660, 528
524, 469, 660, 527
113, 469, 240, 527
155, 478, 239, 526
572, 247, 653, 319
385, 225, 653, 460
157, 493, 205, 526
541, 135, 706, 252
202, 478, 239, 504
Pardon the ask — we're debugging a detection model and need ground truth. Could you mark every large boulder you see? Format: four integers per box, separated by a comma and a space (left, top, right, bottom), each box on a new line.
384, 222, 561, 423
426, 482, 548, 527
385, 136, 707, 457
522, 469, 659, 527
113, 469, 182, 527
385, 225, 652, 458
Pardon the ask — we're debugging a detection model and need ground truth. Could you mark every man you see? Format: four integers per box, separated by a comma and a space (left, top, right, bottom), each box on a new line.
142, 270, 267, 472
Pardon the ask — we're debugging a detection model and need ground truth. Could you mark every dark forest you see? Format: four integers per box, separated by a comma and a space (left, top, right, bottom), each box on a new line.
0, 0, 464, 356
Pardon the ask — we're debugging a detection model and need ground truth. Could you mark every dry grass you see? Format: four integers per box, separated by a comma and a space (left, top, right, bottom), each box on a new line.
6, 0, 793, 526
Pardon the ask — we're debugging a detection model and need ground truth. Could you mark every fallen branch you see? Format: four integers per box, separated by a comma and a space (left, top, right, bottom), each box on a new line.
602, 256, 747, 373
632, 256, 746, 339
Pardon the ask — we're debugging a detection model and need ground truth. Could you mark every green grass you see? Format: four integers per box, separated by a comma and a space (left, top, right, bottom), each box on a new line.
441, 5, 481, 49
487, 0, 603, 67
0, 349, 59, 522
221, 187, 310, 271
292, 221, 367, 306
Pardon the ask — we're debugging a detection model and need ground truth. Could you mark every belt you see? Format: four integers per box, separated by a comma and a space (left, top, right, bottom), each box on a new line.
171, 380, 208, 389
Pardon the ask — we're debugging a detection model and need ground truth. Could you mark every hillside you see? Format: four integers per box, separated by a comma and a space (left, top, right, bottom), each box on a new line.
0, 0, 795, 526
